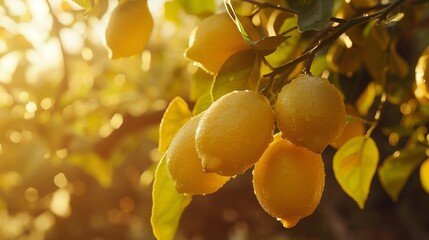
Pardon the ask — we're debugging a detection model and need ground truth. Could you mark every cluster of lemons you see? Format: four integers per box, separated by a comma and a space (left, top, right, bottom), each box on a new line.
166, 12, 367, 228
102, 1, 367, 227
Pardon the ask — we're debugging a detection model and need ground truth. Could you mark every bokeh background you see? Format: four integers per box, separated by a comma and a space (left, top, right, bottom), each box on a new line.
0, 0, 428, 239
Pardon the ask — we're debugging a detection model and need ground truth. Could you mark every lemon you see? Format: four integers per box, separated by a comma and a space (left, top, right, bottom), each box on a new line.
274, 74, 346, 153
185, 12, 251, 75
167, 114, 229, 195
195, 90, 274, 176
105, 0, 153, 58
420, 159, 429, 194
253, 137, 325, 228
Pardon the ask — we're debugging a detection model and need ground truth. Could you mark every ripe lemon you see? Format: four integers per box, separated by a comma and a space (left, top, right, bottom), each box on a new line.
253, 137, 325, 228
414, 47, 429, 104
420, 159, 429, 194
105, 0, 153, 58
274, 74, 346, 153
330, 104, 365, 149
167, 114, 229, 195
195, 90, 274, 176
184, 12, 251, 75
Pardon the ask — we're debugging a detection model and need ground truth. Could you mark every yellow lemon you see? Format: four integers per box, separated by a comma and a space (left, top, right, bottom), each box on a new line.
105, 0, 153, 58
167, 114, 229, 195
253, 137, 325, 228
185, 12, 251, 75
195, 91, 274, 176
274, 74, 346, 153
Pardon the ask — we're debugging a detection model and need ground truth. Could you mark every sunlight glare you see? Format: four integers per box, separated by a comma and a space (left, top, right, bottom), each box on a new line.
9, 131, 22, 144
56, 148, 68, 159
82, 47, 93, 61
54, 173, 68, 188
110, 113, 123, 129
340, 33, 353, 49
25, 101, 37, 113
40, 98, 53, 110
5, 0, 28, 17
0, 91, 14, 106
24, 187, 39, 202
34, 212, 55, 232
141, 50, 151, 72
0, 52, 23, 83
140, 169, 154, 186
49, 189, 71, 217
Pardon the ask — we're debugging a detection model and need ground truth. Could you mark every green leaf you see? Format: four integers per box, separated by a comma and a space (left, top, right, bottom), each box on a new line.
211, 49, 260, 101
151, 154, 192, 240
158, 97, 192, 153
378, 146, 427, 201
71, 0, 100, 12
224, 3, 287, 54
175, 0, 215, 16
193, 93, 212, 115
420, 159, 429, 194
190, 68, 214, 101
333, 136, 379, 209
297, 0, 334, 32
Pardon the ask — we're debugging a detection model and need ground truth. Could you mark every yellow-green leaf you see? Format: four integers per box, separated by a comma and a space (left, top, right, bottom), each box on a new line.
420, 159, 429, 194
151, 154, 192, 240
333, 136, 379, 209
211, 49, 260, 101
356, 82, 380, 116
378, 146, 427, 201
193, 93, 212, 115
190, 68, 213, 101
158, 97, 192, 153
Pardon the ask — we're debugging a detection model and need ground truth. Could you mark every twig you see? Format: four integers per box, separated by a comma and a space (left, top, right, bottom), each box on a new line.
241, 0, 347, 23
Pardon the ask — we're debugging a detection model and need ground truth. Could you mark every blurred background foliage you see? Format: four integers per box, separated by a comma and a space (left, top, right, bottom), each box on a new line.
0, 0, 428, 240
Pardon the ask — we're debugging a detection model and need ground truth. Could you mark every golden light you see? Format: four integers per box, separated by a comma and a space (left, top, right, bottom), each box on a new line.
24, 187, 39, 202
34, 212, 55, 232
25, 101, 37, 113
110, 113, 123, 129
49, 188, 71, 217
82, 47, 94, 61
340, 33, 353, 49
54, 172, 68, 188
140, 169, 154, 186
55, 148, 68, 159
0, 52, 22, 83
141, 49, 151, 72
40, 98, 53, 110
9, 131, 22, 144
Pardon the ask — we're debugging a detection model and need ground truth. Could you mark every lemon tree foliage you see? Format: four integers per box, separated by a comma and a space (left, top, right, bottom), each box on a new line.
147, 0, 429, 237
151, 154, 192, 240
334, 136, 379, 209
211, 50, 260, 101
297, 0, 334, 32
158, 97, 192, 153
3, 0, 429, 239
378, 146, 427, 201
